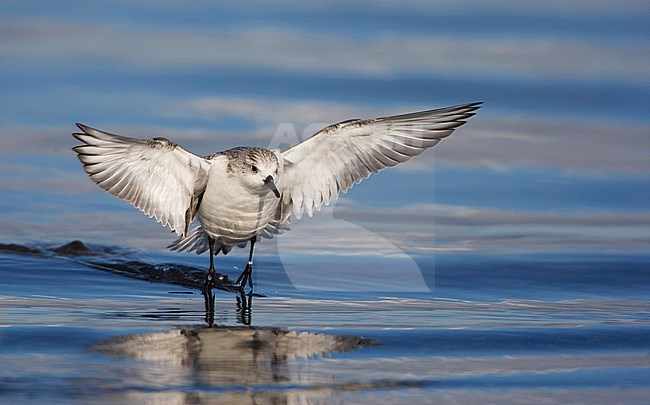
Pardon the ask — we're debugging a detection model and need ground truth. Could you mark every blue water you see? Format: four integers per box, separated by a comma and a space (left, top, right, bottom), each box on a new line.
1, 244, 648, 403
1, 1, 649, 403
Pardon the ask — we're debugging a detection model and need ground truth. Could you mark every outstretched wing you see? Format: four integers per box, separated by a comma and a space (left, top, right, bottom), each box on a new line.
277, 102, 481, 222
72, 124, 211, 236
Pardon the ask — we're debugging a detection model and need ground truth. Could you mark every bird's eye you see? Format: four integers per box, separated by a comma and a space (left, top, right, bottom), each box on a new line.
251, 165, 258, 172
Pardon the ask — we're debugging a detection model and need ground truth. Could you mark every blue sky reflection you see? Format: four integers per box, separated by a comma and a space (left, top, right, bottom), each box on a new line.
0, 0, 648, 258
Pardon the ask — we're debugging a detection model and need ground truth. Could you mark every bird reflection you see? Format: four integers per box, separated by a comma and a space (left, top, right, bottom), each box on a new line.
94, 324, 371, 402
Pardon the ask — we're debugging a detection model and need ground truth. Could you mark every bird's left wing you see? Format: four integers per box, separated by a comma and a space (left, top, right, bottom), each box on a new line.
277, 102, 481, 222
73, 124, 211, 237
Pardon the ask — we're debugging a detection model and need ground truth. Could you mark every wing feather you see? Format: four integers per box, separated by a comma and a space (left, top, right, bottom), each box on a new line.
73, 124, 211, 236
279, 102, 481, 221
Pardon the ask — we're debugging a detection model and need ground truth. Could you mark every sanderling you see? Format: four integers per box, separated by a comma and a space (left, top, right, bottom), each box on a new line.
73, 102, 481, 291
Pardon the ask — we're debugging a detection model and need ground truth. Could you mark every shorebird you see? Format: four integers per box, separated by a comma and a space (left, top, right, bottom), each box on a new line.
73, 102, 481, 292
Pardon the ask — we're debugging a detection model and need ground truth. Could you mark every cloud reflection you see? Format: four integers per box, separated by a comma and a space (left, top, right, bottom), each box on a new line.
2, 18, 648, 83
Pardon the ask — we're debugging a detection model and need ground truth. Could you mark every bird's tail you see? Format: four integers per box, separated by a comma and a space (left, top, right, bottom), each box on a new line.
168, 221, 291, 255
167, 225, 241, 255
168, 226, 211, 254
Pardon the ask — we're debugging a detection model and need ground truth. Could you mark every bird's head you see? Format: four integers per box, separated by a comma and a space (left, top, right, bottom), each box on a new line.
237, 148, 281, 198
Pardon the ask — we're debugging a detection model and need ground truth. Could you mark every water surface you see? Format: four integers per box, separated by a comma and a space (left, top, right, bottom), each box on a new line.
1, 242, 648, 403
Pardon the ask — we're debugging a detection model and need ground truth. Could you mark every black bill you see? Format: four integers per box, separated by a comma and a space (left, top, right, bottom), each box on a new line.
264, 175, 280, 198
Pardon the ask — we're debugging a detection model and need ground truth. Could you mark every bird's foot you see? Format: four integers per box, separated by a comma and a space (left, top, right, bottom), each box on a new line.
202, 288, 216, 327
202, 268, 216, 293
235, 264, 253, 292
236, 291, 253, 326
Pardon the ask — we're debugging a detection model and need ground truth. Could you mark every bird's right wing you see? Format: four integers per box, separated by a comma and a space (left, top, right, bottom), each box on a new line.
73, 124, 212, 237
277, 102, 481, 222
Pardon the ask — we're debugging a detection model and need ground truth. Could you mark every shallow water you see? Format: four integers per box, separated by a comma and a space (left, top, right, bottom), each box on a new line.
0, 242, 648, 404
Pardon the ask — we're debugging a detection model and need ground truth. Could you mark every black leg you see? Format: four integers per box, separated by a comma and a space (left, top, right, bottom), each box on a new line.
235, 237, 256, 292
202, 288, 215, 327
203, 237, 216, 292
236, 291, 253, 326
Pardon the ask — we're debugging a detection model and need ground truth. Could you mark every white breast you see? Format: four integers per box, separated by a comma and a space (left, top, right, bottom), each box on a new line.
197, 158, 280, 246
